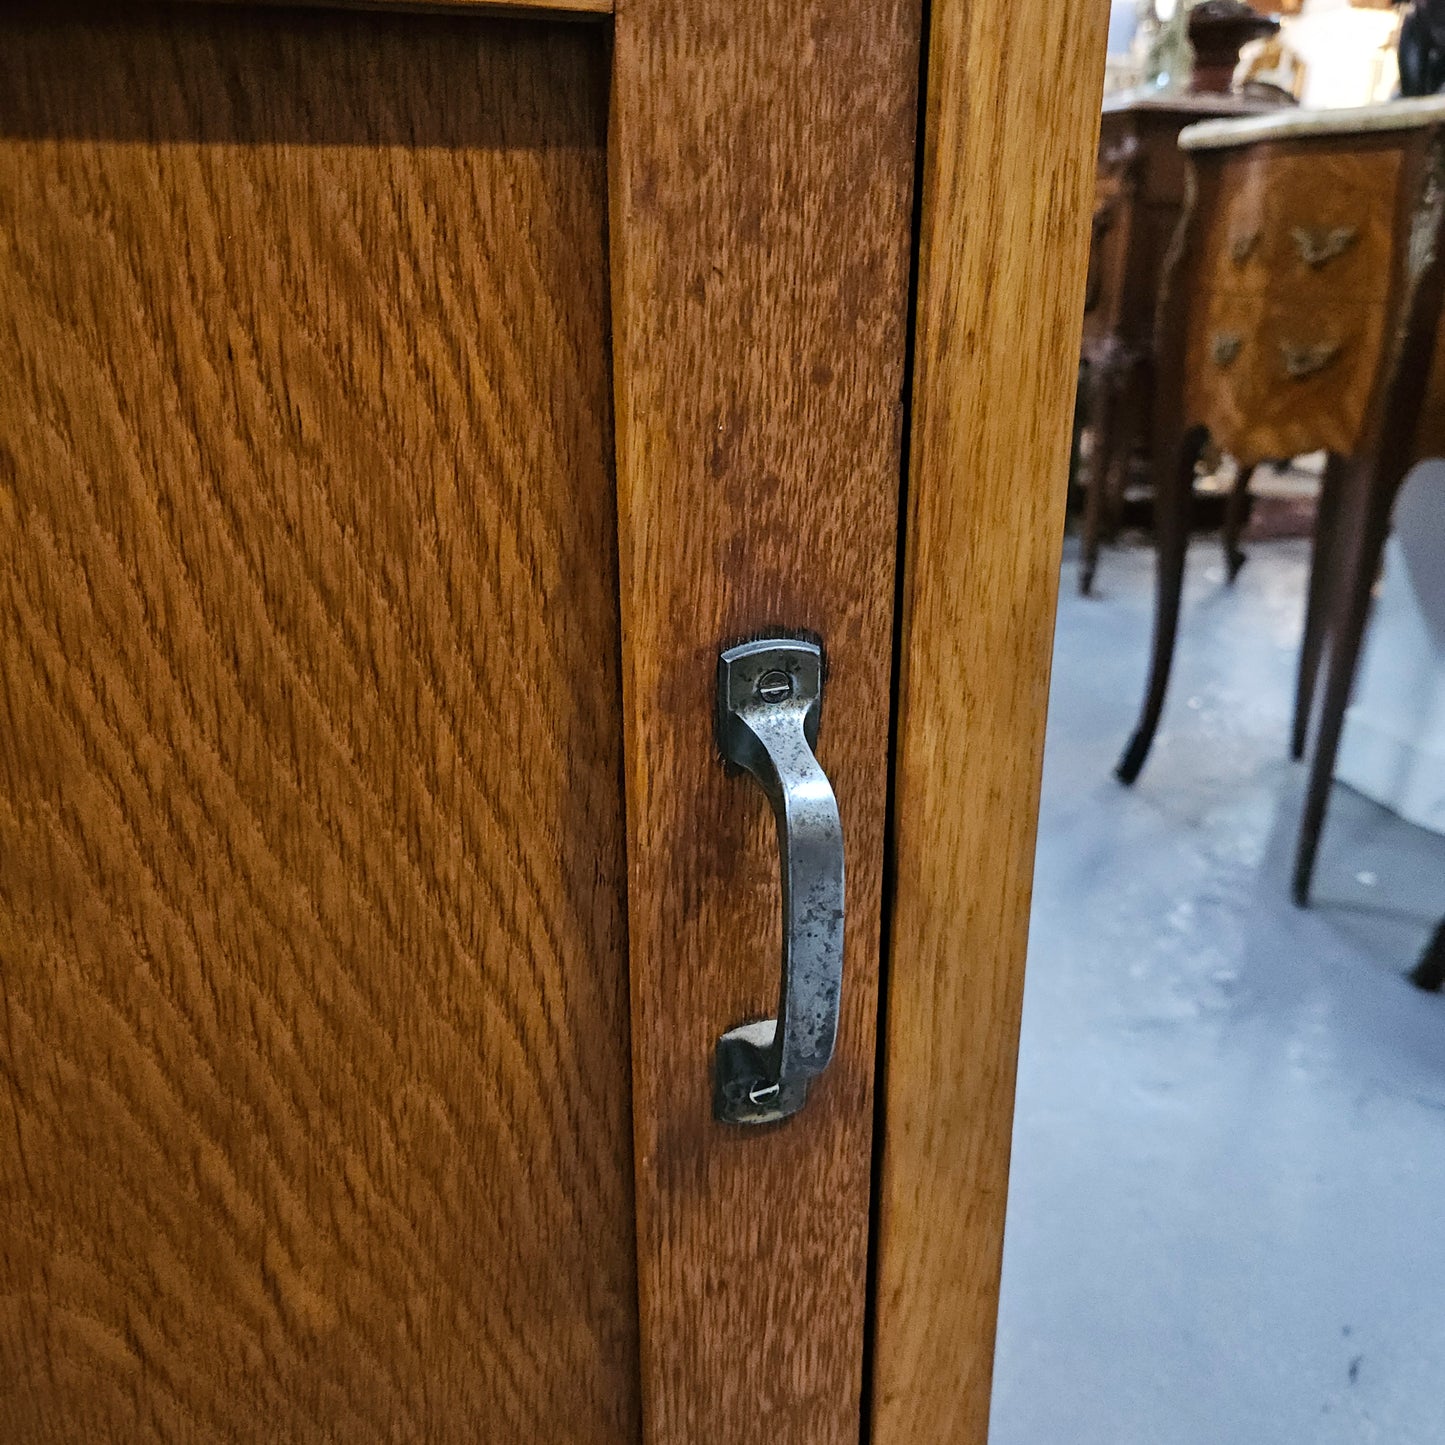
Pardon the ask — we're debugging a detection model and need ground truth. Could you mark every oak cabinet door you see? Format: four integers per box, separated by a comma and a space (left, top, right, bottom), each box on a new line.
0, 2, 1105, 1442
0, 11, 639, 1441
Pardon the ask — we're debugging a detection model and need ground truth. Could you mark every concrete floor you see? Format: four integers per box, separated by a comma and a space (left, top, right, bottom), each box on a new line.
990, 537, 1445, 1445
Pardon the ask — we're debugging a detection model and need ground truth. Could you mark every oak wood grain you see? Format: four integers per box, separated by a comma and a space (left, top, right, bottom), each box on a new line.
870, 1, 1110, 1441
608, 0, 921, 1439
0, 9, 637, 1441
195, 0, 615, 17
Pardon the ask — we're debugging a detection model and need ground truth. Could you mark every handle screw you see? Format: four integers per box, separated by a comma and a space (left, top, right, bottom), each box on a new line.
756, 670, 793, 703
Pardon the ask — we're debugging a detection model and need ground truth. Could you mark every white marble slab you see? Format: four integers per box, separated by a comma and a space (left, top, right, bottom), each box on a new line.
1182, 94, 1445, 150
1103, 87, 1280, 119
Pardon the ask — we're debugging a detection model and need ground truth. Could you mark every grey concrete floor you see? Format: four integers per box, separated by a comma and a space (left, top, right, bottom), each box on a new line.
989, 536, 1445, 1445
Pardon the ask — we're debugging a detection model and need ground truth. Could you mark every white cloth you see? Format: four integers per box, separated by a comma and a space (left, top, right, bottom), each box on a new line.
1337, 463, 1445, 836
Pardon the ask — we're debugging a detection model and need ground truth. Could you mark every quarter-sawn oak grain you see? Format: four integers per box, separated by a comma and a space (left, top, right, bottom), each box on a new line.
871, 1, 1111, 1442
609, 0, 921, 1439
0, 9, 638, 1441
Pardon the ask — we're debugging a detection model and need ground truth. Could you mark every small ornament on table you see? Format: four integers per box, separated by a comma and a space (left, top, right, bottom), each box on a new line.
1187, 0, 1282, 94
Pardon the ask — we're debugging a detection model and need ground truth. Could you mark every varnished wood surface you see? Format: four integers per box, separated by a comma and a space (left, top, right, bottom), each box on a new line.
188, 0, 614, 17
1183, 138, 1409, 465
0, 9, 639, 1441
1199, 145, 1399, 303
609, 0, 920, 1439
1187, 295, 1388, 462
870, 0, 1109, 1441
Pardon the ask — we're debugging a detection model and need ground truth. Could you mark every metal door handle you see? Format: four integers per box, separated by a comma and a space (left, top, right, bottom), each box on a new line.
713, 638, 844, 1125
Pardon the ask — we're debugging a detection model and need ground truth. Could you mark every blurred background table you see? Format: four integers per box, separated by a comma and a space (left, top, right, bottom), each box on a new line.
1114, 97, 1445, 904
1078, 91, 1283, 595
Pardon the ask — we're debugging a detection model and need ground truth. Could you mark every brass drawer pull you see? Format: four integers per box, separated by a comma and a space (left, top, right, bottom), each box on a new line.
1290, 224, 1358, 269
1280, 339, 1343, 380
1230, 229, 1260, 266
1211, 332, 1243, 368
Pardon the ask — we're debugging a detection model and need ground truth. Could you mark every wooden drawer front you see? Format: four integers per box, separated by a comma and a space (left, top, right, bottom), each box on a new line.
1187, 295, 1387, 462
1202, 147, 1401, 304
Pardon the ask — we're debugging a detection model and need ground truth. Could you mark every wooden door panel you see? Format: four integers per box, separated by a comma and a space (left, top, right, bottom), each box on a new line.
0, 8, 637, 1441
609, 0, 920, 1439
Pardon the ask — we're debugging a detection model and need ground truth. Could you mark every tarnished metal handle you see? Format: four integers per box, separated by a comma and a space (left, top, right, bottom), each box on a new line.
713, 638, 844, 1125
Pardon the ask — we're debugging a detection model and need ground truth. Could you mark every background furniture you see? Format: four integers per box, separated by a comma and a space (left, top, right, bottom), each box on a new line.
1115, 98, 1445, 905
0, 1, 1108, 1441
1079, 91, 1281, 594
1189, 1, 1281, 95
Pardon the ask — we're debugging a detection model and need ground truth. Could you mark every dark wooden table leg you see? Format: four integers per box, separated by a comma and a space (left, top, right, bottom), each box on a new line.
1292, 456, 1397, 905
1079, 356, 1115, 596
1116, 425, 1206, 784
1222, 461, 1254, 583
1080, 346, 1121, 595
1069, 358, 1088, 487
1105, 355, 1149, 544
1292, 451, 1345, 760
1410, 915, 1445, 991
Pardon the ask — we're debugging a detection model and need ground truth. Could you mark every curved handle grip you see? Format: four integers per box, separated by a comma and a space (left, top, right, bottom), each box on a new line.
713, 638, 845, 1125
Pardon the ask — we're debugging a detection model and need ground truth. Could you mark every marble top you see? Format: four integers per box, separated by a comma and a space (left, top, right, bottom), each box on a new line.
1181, 95, 1445, 151
1103, 88, 1281, 119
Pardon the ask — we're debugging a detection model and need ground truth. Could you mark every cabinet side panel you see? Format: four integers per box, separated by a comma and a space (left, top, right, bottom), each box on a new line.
0, 10, 638, 1442
608, 0, 921, 1440
872, 1, 1109, 1441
